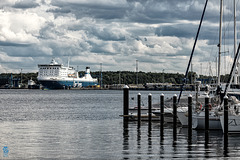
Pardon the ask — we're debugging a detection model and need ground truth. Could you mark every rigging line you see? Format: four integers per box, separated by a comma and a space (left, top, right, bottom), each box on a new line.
189, 0, 197, 6
178, 0, 208, 103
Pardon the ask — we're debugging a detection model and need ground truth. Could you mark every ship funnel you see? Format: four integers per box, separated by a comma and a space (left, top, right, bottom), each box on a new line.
84, 67, 92, 79
86, 67, 90, 74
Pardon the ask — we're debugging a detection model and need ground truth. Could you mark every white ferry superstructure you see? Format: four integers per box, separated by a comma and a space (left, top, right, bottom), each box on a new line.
37, 59, 98, 89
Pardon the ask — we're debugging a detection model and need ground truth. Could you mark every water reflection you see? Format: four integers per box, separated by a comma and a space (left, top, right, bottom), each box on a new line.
137, 129, 141, 160
122, 122, 240, 159
2, 89, 240, 159
147, 131, 152, 157
122, 125, 129, 159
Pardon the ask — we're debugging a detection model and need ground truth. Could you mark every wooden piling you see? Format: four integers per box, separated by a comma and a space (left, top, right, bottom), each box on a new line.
205, 95, 209, 146
148, 93, 152, 132
224, 95, 228, 152
123, 85, 129, 124
137, 93, 141, 129
160, 93, 164, 140
188, 94, 192, 143
173, 94, 177, 141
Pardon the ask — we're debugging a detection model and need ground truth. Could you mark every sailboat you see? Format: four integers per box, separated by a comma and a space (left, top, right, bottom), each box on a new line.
193, 0, 225, 130
192, 0, 240, 130
178, 0, 240, 130
218, 0, 240, 133
176, 0, 212, 128
176, 0, 223, 129
220, 112, 240, 133
219, 41, 240, 133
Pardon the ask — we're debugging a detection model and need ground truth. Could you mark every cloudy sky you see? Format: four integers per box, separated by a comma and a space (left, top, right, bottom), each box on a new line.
0, 0, 238, 75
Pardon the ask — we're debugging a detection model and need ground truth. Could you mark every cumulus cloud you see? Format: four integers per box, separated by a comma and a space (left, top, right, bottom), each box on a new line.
0, 0, 236, 75
0, 9, 45, 44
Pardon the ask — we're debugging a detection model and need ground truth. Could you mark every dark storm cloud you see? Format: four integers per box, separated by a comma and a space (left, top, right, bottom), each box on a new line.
49, 0, 220, 26
3, 45, 46, 57
50, 1, 128, 19
13, 0, 39, 9
47, 8, 71, 14
0, 41, 31, 47
155, 22, 219, 42
155, 25, 196, 38
125, 0, 208, 24
89, 28, 126, 41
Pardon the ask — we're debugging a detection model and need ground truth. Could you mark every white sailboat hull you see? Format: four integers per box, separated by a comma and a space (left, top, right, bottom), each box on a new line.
192, 112, 221, 130
220, 115, 240, 133
177, 111, 188, 126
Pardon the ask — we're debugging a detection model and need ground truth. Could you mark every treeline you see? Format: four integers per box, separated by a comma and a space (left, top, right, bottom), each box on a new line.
0, 71, 230, 86
77, 71, 229, 85
90, 71, 186, 85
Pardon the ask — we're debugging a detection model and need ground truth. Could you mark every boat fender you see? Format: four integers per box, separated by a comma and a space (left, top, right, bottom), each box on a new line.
208, 104, 212, 110
199, 103, 203, 110
200, 104, 211, 111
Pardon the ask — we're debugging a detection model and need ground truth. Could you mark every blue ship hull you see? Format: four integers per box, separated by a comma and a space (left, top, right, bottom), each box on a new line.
39, 80, 98, 89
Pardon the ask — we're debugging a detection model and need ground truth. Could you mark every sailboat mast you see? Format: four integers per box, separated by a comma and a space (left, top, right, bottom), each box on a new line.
217, 0, 223, 85
233, 0, 238, 84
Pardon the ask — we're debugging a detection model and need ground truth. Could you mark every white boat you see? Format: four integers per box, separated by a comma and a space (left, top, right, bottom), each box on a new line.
152, 107, 183, 123
177, 108, 188, 126
220, 115, 240, 133
178, 1, 240, 131
176, 0, 224, 129
179, 100, 223, 129
28, 78, 39, 89
176, 91, 209, 126
37, 59, 98, 89
192, 111, 222, 130
219, 98, 240, 133
191, 94, 240, 130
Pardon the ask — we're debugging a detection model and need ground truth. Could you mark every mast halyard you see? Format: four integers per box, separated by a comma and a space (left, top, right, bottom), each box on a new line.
177, 0, 209, 103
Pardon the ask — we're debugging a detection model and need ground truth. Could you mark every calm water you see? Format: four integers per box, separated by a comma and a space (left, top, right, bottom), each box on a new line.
0, 89, 239, 159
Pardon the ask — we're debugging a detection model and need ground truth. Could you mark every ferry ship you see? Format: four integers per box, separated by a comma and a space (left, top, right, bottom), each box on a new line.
37, 59, 98, 89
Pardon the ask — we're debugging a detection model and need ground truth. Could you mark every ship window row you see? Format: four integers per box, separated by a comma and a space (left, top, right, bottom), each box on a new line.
40, 72, 58, 74
40, 72, 59, 74
40, 67, 59, 70
40, 71, 58, 73
39, 73, 58, 76
39, 72, 59, 74
40, 70, 59, 72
